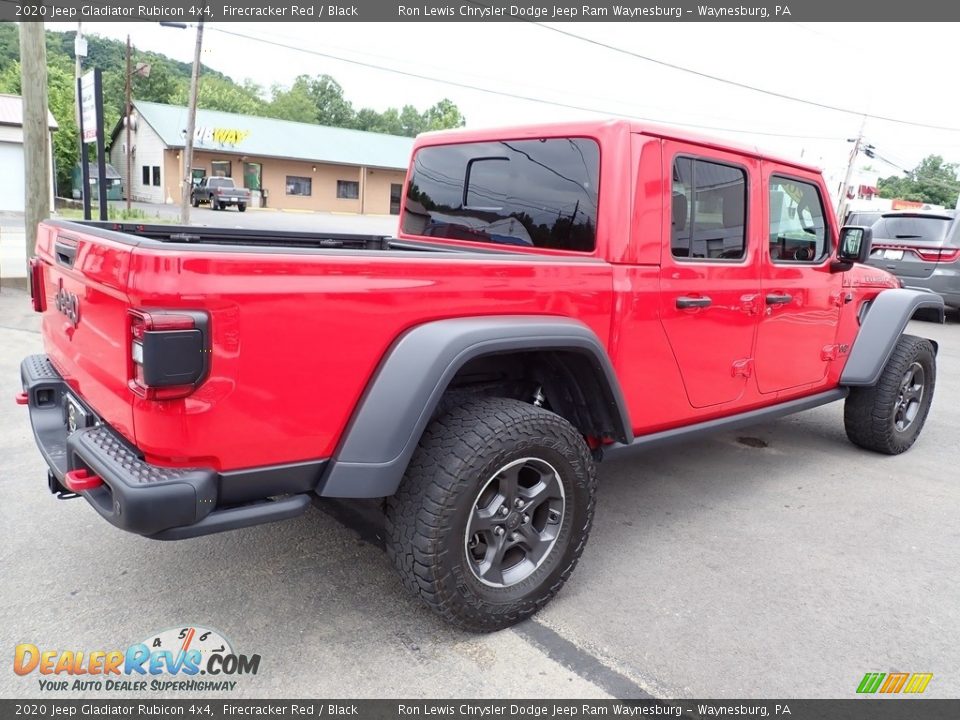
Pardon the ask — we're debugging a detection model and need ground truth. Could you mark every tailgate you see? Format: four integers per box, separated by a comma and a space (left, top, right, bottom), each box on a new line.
34, 222, 136, 442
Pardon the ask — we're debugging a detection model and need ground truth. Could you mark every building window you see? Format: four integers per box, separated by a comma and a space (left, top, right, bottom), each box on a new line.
244, 162, 262, 191
337, 180, 360, 199
211, 160, 232, 178
141, 166, 150, 185
152, 166, 161, 187
671, 157, 747, 260
390, 183, 403, 215
286, 176, 312, 196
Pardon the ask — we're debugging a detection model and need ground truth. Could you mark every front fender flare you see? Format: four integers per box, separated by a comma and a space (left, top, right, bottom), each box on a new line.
318, 316, 631, 498
840, 288, 943, 386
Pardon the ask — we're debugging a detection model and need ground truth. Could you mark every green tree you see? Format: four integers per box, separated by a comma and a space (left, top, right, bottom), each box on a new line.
265, 77, 318, 123
422, 98, 466, 132
174, 75, 265, 115
878, 154, 960, 207
303, 74, 355, 127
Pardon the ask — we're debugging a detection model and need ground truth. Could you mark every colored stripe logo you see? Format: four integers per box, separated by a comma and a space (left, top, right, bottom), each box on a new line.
857, 672, 933, 694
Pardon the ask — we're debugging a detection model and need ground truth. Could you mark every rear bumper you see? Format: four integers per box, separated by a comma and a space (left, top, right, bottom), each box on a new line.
20, 354, 314, 540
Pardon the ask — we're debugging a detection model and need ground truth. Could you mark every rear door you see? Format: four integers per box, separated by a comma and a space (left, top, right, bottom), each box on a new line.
754, 167, 842, 393
867, 214, 955, 281
36, 223, 136, 442
658, 143, 762, 408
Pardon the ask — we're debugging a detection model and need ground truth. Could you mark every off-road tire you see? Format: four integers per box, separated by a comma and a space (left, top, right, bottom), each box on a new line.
385, 397, 598, 632
844, 334, 936, 454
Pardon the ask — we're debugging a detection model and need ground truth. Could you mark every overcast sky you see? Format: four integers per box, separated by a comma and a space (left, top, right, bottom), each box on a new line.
51, 21, 960, 194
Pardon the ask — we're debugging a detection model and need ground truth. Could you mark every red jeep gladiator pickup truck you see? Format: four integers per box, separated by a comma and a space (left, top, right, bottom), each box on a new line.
19, 120, 944, 632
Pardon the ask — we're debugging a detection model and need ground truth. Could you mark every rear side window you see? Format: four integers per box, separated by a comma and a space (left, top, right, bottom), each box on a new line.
873, 216, 952, 244
671, 157, 747, 260
402, 138, 600, 251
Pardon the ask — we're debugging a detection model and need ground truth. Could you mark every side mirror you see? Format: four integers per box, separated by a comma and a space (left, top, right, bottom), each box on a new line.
832, 225, 873, 271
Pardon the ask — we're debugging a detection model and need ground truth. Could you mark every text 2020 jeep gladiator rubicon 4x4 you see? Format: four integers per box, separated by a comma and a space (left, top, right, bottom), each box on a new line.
19, 121, 944, 632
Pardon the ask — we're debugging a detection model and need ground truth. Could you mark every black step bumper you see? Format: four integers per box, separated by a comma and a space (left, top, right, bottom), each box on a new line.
19, 355, 312, 540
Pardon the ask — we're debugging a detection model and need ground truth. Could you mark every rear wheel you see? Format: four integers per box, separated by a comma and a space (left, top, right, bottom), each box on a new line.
385, 397, 597, 632
212, 198, 220, 211
238, 203, 246, 212
844, 334, 936, 454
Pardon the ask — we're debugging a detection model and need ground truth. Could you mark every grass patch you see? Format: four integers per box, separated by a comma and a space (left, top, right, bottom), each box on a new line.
55, 207, 175, 223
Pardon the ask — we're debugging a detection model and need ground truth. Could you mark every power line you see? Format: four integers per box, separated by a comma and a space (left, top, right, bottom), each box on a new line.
206, 26, 845, 142
529, 22, 960, 133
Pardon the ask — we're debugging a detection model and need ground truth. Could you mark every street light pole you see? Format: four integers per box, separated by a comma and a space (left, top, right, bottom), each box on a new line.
125, 34, 132, 211
180, 19, 204, 225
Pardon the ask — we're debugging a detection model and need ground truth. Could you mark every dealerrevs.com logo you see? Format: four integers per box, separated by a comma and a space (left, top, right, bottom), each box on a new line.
13, 626, 261, 692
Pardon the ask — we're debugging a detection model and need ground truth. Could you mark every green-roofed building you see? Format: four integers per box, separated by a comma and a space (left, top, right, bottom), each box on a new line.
109, 101, 413, 215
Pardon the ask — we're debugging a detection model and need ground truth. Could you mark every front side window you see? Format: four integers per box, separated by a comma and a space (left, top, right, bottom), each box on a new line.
671, 157, 747, 260
768, 176, 828, 263
402, 137, 600, 251
337, 180, 360, 199
286, 176, 312, 196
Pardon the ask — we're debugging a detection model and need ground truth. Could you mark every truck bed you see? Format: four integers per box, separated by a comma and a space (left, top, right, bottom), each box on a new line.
69, 220, 481, 253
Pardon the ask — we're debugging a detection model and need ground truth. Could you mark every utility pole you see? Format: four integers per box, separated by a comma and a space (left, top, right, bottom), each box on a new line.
181, 19, 204, 224
836, 115, 866, 225
19, 22, 51, 260
125, 35, 132, 211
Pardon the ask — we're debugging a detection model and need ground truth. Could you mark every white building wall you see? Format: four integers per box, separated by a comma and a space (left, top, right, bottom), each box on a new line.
110, 115, 170, 204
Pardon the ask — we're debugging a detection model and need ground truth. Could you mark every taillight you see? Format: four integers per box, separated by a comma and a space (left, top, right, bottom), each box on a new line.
128, 309, 209, 401
915, 247, 960, 263
28, 257, 45, 313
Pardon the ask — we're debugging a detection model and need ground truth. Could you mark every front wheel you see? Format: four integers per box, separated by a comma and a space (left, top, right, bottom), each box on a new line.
385, 397, 598, 632
844, 334, 936, 454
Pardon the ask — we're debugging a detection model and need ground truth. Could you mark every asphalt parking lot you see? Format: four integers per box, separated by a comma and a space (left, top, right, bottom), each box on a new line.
1, 285, 957, 700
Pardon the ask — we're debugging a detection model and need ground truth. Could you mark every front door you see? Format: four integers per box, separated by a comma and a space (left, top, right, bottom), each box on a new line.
754, 167, 842, 393
658, 145, 762, 408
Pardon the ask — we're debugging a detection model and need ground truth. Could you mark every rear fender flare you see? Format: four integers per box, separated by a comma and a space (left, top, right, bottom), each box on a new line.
319, 316, 631, 498
841, 288, 943, 386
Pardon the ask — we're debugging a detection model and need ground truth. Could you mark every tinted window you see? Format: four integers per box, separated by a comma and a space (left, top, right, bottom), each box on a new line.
768, 176, 828, 263
872, 215, 952, 244
671, 158, 746, 260
209, 178, 235, 189
337, 180, 360, 199
403, 138, 599, 251
286, 176, 311, 196
845, 211, 881, 227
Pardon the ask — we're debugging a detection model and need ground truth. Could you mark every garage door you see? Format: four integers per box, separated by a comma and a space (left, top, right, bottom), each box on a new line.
0, 142, 25, 212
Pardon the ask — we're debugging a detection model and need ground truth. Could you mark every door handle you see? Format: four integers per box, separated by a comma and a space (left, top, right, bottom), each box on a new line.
765, 293, 793, 305
676, 296, 712, 309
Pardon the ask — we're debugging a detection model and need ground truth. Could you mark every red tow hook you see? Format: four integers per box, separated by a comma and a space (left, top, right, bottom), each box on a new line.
63, 468, 104, 492
15, 392, 29, 405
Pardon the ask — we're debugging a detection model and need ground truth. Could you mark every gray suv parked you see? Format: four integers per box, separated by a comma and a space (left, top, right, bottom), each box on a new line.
867, 212, 960, 315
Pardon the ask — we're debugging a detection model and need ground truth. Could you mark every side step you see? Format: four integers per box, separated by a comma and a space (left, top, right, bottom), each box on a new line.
150, 494, 312, 541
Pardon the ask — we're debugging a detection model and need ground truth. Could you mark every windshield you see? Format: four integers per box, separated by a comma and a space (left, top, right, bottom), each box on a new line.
402, 138, 600, 251
873, 215, 952, 244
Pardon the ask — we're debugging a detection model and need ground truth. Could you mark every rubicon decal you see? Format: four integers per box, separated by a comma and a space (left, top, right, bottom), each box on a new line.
13, 626, 261, 692
856, 672, 933, 694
